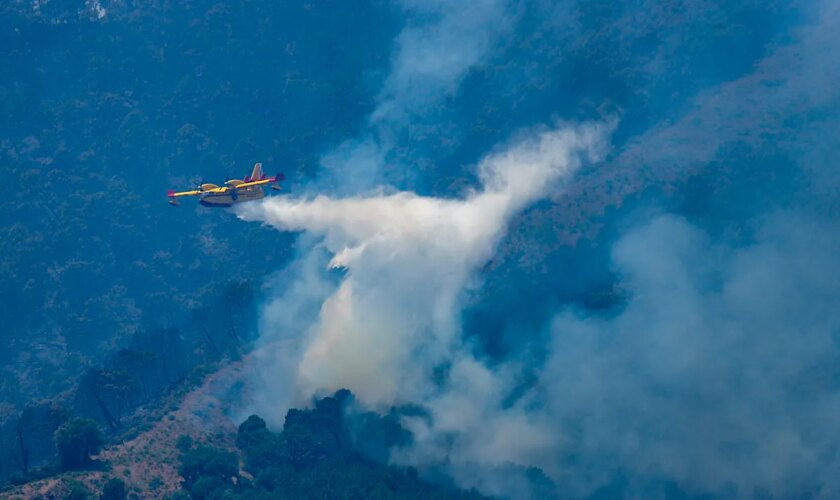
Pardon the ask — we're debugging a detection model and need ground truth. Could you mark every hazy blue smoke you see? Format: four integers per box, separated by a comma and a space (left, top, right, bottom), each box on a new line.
317, 0, 513, 193
238, 0, 840, 498
539, 213, 840, 497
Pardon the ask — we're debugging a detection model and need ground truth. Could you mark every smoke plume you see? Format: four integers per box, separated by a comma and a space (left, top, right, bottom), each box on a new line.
235, 1, 840, 498
238, 121, 611, 408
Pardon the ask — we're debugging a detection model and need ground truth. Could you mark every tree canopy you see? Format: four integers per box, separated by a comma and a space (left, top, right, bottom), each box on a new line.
175, 391, 487, 500
179, 446, 239, 493
100, 477, 127, 500
54, 418, 103, 471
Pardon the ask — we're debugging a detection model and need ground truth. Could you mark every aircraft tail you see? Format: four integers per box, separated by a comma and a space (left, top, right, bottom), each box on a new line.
250, 162, 265, 180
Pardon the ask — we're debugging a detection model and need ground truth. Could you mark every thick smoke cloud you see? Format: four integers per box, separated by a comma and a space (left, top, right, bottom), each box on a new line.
238, 121, 611, 407
390, 210, 840, 499
237, 0, 520, 424
237, 0, 840, 498
539, 213, 840, 498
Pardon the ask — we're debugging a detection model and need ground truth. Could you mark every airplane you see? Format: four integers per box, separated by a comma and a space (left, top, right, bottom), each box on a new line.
167, 163, 284, 207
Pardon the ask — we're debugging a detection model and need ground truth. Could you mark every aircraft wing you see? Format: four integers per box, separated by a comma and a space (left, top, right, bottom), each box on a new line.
168, 189, 203, 198
233, 173, 284, 190
167, 188, 204, 205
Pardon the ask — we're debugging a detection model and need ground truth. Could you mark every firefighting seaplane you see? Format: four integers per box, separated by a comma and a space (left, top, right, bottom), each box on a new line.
167, 163, 284, 207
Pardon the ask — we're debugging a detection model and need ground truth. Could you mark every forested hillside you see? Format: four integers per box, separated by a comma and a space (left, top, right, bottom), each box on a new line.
3, 0, 838, 498
1, 0, 398, 406
1, 377, 487, 499
1, 0, 396, 483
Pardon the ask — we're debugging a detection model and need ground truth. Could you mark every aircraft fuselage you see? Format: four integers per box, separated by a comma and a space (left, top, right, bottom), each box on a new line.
199, 186, 265, 207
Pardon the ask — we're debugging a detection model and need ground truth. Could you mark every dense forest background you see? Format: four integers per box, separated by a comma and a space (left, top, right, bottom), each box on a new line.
3, 0, 839, 498
2, 0, 397, 484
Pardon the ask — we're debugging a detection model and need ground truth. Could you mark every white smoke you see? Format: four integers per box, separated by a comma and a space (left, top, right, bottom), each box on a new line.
232, 0, 840, 497
372, 0, 512, 127
237, 121, 611, 410
536, 213, 840, 498
318, 0, 513, 191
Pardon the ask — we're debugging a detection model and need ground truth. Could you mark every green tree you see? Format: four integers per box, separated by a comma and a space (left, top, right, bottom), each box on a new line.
187, 476, 229, 500
236, 415, 270, 451
178, 445, 238, 494
64, 480, 92, 500
115, 348, 156, 397
16, 400, 67, 475
54, 418, 103, 470
100, 477, 127, 500
228, 394, 490, 500
176, 434, 194, 453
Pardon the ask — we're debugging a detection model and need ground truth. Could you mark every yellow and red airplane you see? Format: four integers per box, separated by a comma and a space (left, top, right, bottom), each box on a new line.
167, 163, 284, 207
